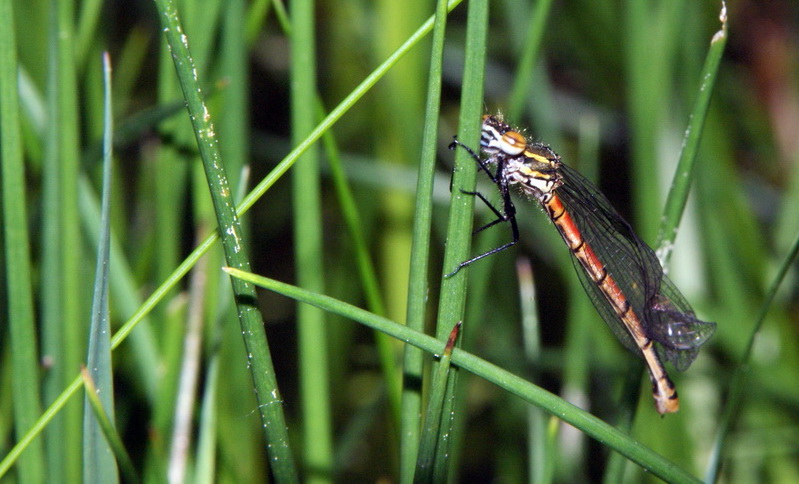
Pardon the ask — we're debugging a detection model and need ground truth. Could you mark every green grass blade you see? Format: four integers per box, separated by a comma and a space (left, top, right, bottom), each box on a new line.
236, 0, 464, 218
167, 252, 210, 483
151, 0, 298, 480
657, 4, 728, 263
517, 260, 554, 484
0, 232, 219, 480
41, 0, 84, 479
414, 322, 461, 483
2, 21, 466, 463
600, 362, 643, 484
433, 1, 488, 479
0, 0, 45, 480
506, 0, 555, 119
0, 378, 82, 479
624, 0, 682, 241
401, 0, 451, 477
320, 113, 403, 428
78, 176, 161, 401
2, 0, 790, 479
194, 347, 221, 484
290, 0, 334, 479
74, 0, 103, 68
704, 230, 799, 483
82, 52, 119, 484
81, 369, 137, 484
225, 269, 703, 483
437, 3, 487, 297
1, 217, 224, 479
217, 0, 249, 198
372, 0, 427, 327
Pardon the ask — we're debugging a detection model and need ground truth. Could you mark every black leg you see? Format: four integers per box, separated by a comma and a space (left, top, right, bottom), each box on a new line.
462, 189, 507, 234
446, 139, 520, 277
450, 138, 499, 184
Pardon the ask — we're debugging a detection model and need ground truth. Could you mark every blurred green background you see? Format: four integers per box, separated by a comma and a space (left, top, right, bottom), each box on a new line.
2, 0, 798, 482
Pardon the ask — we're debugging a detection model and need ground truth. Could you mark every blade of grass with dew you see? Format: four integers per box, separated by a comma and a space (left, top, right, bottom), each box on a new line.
78, 175, 160, 401
414, 322, 461, 483
184, 0, 275, 479
0, 3, 467, 476
206, 164, 262, 482
210, 2, 262, 479
151, 0, 299, 480
225, 268, 703, 483
401, 0, 451, 477
81, 369, 137, 484
704, 230, 799, 483
83, 52, 119, 484
0, 0, 45, 480
177, 0, 228, 463
164, 14, 227, 465
434, 0, 488, 479
656, 2, 728, 265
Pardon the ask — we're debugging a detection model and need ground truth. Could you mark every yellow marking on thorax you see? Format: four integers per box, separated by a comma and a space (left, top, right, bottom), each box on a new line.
523, 150, 554, 164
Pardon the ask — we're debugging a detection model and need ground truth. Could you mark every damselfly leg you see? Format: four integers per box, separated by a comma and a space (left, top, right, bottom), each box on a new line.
445, 138, 520, 277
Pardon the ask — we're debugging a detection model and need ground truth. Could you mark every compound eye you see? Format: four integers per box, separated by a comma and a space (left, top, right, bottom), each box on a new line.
500, 131, 526, 155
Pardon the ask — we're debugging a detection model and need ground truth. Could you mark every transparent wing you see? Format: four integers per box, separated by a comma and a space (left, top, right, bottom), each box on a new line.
646, 277, 717, 370
551, 163, 715, 370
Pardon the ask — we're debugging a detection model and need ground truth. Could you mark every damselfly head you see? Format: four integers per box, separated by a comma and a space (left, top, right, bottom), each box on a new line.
481, 115, 527, 156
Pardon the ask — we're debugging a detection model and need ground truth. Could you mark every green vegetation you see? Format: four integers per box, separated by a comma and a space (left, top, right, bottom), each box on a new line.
2, 0, 798, 482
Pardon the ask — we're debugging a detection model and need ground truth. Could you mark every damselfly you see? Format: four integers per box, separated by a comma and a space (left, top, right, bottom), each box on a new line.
450, 114, 716, 414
